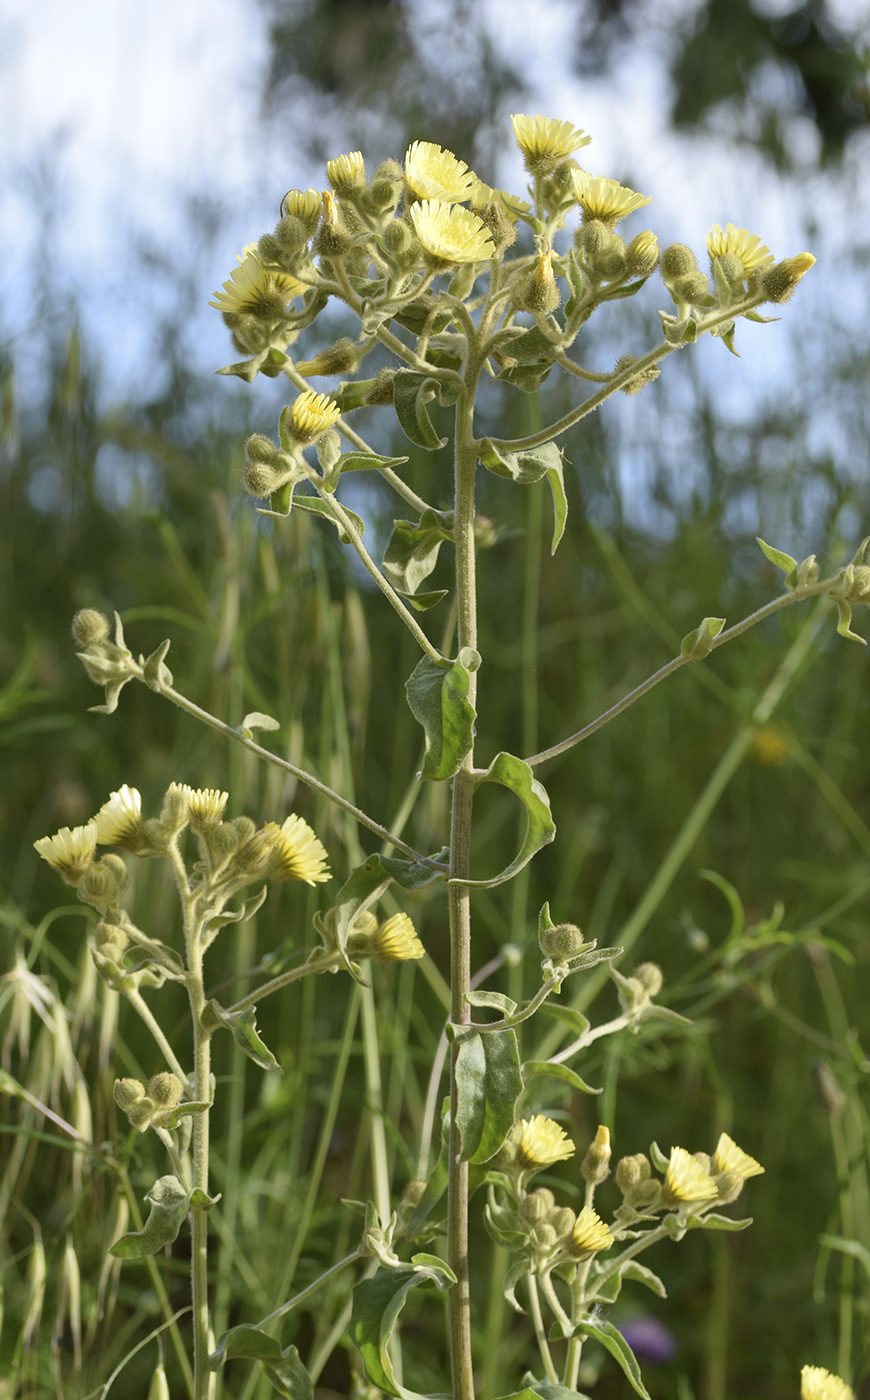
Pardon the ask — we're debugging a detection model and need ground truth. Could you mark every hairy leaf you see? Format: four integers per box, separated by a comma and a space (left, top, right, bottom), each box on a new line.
453, 752, 555, 888
455, 1027, 522, 1163
405, 649, 479, 781
203, 1000, 281, 1072
110, 1175, 189, 1259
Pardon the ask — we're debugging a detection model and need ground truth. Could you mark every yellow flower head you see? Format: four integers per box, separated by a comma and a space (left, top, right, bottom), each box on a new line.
186, 787, 229, 826
801, 1366, 854, 1400
570, 1205, 614, 1256
511, 114, 591, 174
410, 200, 495, 265
780, 252, 816, 280
209, 247, 304, 315
34, 823, 99, 880
288, 390, 342, 443
706, 223, 774, 276
261, 814, 330, 884
712, 1132, 764, 1179
469, 177, 531, 221
572, 171, 652, 224
327, 150, 366, 195
508, 1115, 576, 1171
370, 913, 425, 964
281, 187, 322, 222
404, 141, 474, 204
665, 1146, 719, 1203
93, 785, 143, 846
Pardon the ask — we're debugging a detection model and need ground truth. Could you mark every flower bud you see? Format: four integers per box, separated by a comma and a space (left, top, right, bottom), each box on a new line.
114, 1077, 154, 1131
760, 252, 815, 303
159, 782, 193, 836
327, 150, 366, 197
520, 1189, 554, 1227
77, 857, 129, 914
477, 201, 518, 251
72, 609, 111, 647
581, 1124, 612, 1185
633, 962, 663, 997
532, 1223, 559, 1253
625, 231, 660, 277
244, 461, 289, 499
280, 188, 322, 228
616, 1152, 650, 1194
550, 1206, 576, 1239
148, 1073, 184, 1109
715, 1170, 744, 1204
245, 434, 283, 468
297, 338, 361, 377
397, 1178, 426, 1228
539, 922, 586, 960
315, 192, 353, 259
670, 271, 710, 304
660, 244, 698, 281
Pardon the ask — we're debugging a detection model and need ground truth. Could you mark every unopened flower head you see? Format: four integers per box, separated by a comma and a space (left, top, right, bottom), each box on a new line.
801, 1366, 853, 1400
511, 113, 591, 174
706, 223, 773, 276
762, 252, 816, 303
209, 247, 304, 315
404, 141, 474, 204
34, 823, 98, 882
286, 390, 342, 444
327, 150, 366, 195
581, 1123, 612, 1184
568, 1205, 614, 1257
572, 171, 651, 225
711, 1132, 764, 1179
410, 200, 494, 265
281, 187, 322, 223
508, 1115, 575, 1171
262, 814, 330, 884
93, 785, 143, 846
370, 913, 424, 964
665, 1146, 718, 1203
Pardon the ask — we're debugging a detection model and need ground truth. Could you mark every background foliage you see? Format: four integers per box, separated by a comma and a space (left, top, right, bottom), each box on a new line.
1, 1, 868, 1396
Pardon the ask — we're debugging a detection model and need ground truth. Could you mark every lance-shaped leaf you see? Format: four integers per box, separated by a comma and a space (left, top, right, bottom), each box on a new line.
210, 1329, 313, 1400
496, 1388, 593, 1400
392, 369, 460, 450
383, 509, 454, 598
203, 1000, 281, 1072
403, 1145, 448, 1241
539, 1002, 591, 1038
495, 360, 554, 393
452, 752, 555, 889
217, 347, 290, 382
380, 849, 448, 890
350, 1264, 454, 1400
568, 1318, 651, 1400
680, 616, 725, 660
110, 1175, 190, 1259
405, 649, 479, 781
479, 440, 568, 554
496, 325, 558, 362
321, 450, 409, 492
522, 1060, 601, 1095
455, 1027, 522, 1163
686, 1212, 754, 1232
260, 492, 366, 546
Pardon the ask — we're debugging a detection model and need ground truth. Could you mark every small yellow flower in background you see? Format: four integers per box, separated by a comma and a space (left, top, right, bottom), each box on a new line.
509, 1115, 576, 1170
327, 150, 366, 195
569, 1205, 614, 1256
801, 1365, 854, 1400
209, 247, 305, 315
410, 200, 495, 264
511, 113, 591, 173
572, 171, 652, 224
404, 140, 474, 204
262, 814, 330, 884
370, 913, 425, 964
186, 788, 229, 826
281, 187, 322, 221
750, 725, 790, 766
469, 177, 531, 221
706, 223, 774, 276
34, 823, 99, 880
712, 1132, 764, 1179
665, 1146, 719, 1203
93, 785, 143, 846
288, 390, 342, 443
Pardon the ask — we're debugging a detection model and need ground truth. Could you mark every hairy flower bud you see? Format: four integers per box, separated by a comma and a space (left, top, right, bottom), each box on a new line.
660, 243, 698, 281
148, 1072, 184, 1109
520, 1189, 554, 1226
616, 1152, 651, 1194
633, 962, 663, 997
539, 922, 586, 960
297, 338, 361, 377
72, 609, 111, 647
550, 1206, 576, 1239
760, 253, 815, 303
114, 1077, 153, 1131
581, 1124, 612, 1185
625, 230, 660, 277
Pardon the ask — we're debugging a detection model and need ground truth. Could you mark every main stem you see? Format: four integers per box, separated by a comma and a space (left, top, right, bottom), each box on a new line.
183, 893, 212, 1400
447, 367, 481, 1400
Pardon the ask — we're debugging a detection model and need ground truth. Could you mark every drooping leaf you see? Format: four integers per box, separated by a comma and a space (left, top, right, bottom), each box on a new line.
453, 752, 555, 889
620, 1260, 668, 1297
380, 850, 448, 889
261, 1345, 314, 1400
405, 649, 479, 781
392, 369, 460, 450
455, 1028, 522, 1163
350, 1265, 453, 1399
496, 325, 558, 362
110, 1175, 189, 1259
403, 1144, 448, 1240
496, 1388, 593, 1400
687, 1212, 753, 1232
538, 1002, 591, 1038
322, 450, 409, 491
495, 360, 554, 392
478, 440, 568, 553
382, 510, 454, 597
241, 711, 280, 737
209, 1330, 313, 1400
203, 1000, 281, 1072
466, 990, 518, 1017
522, 1060, 601, 1095
279, 493, 366, 545
568, 1318, 651, 1400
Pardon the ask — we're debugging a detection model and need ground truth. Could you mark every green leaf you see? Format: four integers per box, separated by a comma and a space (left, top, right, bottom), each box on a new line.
522, 1060, 601, 1095
322, 450, 409, 490
538, 1002, 591, 1038
241, 711, 280, 736
400, 588, 449, 612
600, 276, 650, 302
496, 1388, 593, 1400
455, 1028, 522, 1163
495, 360, 554, 392
203, 1000, 281, 1072
261, 1345, 314, 1400
281, 494, 366, 545
380, 850, 447, 889
110, 1175, 189, 1259
756, 537, 798, 575
382, 509, 453, 597
621, 1260, 668, 1296
466, 990, 518, 1017
405, 649, 479, 781
392, 369, 459, 450
496, 326, 558, 362
478, 440, 568, 554
569, 1318, 651, 1400
680, 616, 725, 660
819, 1233, 870, 1283
453, 752, 555, 889
210, 1330, 313, 1400
403, 1145, 448, 1240
330, 854, 394, 973
686, 1212, 753, 1232
350, 1266, 451, 1399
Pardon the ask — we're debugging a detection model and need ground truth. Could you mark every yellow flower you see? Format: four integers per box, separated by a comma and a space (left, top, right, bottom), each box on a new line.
569, 1206, 614, 1256
780, 252, 816, 280
327, 150, 366, 194
281, 187, 322, 222
410, 200, 495, 264
404, 140, 474, 204
706, 223, 774, 276
469, 177, 531, 221
511, 113, 591, 173
261, 814, 330, 884
209, 247, 305, 314
572, 171, 651, 224
93, 785, 143, 846
801, 1365, 854, 1400
288, 390, 342, 443
186, 787, 229, 826
664, 1146, 718, 1203
370, 913, 425, 964
34, 823, 98, 880
712, 1133, 764, 1179
508, 1115, 576, 1170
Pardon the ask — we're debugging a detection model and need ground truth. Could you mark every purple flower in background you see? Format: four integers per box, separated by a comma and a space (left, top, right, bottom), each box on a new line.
618, 1315, 679, 1363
